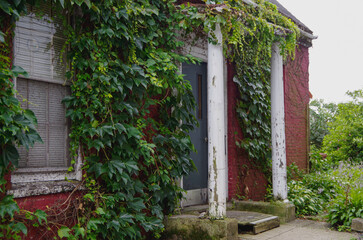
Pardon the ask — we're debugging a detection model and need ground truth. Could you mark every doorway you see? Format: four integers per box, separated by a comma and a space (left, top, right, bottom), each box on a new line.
182, 62, 208, 206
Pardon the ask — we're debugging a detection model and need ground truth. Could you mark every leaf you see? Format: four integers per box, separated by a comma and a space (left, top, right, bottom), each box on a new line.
101, 125, 114, 136
11, 65, 28, 77
12, 222, 27, 235
141, 217, 163, 232
124, 160, 139, 172
59, 0, 64, 8
74, 0, 83, 6
126, 127, 141, 139
58, 226, 71, 238
0, 31, 4, 43
23, 109, 37, 125
73, 225, 85, 237
84, 0, 92, 8
108, 160, 124, 175
0, 0, 11, 14
95, 207, 105, 215
107, 220, 120, 231
1, 144, 19, 167
119, 213, 134, 224
0, 195, 19, 218
87, 218, 102, 230
127, 198, 145, 212
115, 123, 126, 133
135, 38, 143, 50
87, 162, 106, 177
34, 209, 47, 224
105, 28, 114, 37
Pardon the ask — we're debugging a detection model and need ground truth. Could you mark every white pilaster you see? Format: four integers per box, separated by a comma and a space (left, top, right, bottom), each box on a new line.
208, 24, 226, 218
270, 42, 288, 200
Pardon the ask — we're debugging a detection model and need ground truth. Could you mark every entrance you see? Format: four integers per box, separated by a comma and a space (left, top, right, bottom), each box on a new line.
182, 62, 208, 206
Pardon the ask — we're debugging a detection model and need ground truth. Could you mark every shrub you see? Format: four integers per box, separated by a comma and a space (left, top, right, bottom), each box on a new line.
327, 163, 363, 229
287, 180, 323, 216
309, 99, 337, 148
309, 145, 331, 173
322, 90, 363, 165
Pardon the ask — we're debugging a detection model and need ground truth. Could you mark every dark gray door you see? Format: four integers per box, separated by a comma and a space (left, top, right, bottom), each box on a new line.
183, 62, 208, 191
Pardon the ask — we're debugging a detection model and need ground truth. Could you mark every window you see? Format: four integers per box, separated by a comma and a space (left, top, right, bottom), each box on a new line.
9, 3, 81, 198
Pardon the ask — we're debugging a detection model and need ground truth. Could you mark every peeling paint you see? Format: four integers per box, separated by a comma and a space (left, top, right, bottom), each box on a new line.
271, 42, 287, 201
213, 146, 219, 215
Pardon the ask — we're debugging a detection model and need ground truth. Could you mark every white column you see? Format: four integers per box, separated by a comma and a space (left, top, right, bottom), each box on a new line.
270, 42, 288, 201
208, 24, 226, 218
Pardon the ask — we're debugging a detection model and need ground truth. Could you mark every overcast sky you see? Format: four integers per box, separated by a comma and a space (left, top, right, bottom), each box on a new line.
277, 0, 363, 103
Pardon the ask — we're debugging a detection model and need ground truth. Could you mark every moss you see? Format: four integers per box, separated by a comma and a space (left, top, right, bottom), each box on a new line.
162, 217, 238, 240
162, 226, 213, 240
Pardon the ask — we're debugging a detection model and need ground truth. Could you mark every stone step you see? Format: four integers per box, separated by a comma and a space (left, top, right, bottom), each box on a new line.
227, 210, 280, 235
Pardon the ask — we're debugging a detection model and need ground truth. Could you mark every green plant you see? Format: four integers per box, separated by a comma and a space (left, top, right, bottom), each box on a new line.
230, 0, 299, 176
322, 90, 363, 165
309, 99, 338, 148
288, 180, 323, 216
327, 186, 363, 230
326, 163, 363, 229
309, 145, 331, 173
287, 163, 304, 181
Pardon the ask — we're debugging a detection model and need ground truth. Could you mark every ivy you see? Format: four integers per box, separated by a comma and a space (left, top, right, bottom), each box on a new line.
0, 0, 299, 239
223, 0, 298, 178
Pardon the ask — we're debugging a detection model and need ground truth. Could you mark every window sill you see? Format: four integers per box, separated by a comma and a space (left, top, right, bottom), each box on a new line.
9, 153, 83, 199
8, 180, 83, 198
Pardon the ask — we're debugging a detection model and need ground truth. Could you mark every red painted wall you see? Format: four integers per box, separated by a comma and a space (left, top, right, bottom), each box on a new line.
227, 44, 310, 201
16, 192, 82, 239
284, 45, 310, 171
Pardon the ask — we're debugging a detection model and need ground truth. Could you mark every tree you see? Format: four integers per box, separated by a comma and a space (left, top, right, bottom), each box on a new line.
310, 99, 338, 148
322, 90, 363, 164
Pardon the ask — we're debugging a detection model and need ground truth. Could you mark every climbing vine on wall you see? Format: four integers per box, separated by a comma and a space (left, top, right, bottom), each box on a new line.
0, 0, 299, 239
224, 0, 299, 177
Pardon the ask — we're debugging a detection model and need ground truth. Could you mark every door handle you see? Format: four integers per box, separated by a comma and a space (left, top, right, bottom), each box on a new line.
204, 137, 208, 143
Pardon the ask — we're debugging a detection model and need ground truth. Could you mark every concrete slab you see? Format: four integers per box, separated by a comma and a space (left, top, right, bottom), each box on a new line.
227, 211, 280, 234
164, 215, 239, 240
231, 200, 295, 223
239, 219, 359, 240
227, 211, 276, 224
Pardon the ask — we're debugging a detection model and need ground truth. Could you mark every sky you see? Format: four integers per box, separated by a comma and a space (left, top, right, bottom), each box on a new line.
277, 0, 363, 103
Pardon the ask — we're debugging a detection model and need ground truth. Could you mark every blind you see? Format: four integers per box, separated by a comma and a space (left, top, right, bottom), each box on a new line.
17, 78, 70, 168
14, 3, 70, 169
14, 3, 67, 85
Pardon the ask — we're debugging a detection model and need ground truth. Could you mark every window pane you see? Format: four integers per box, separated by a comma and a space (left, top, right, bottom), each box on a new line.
14, 3, 67, 85
16, 78, 70, 169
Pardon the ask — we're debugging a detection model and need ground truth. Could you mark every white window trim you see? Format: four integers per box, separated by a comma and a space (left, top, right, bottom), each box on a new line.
9, 147, 83, 198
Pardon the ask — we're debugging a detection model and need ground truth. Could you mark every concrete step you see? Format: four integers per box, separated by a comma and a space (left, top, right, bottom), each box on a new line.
227, 210, 280, 235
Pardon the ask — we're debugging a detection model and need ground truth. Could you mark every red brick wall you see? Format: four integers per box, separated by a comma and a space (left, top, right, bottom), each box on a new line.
227, 44, 310, 200
283, 45, 310, 171
227, 62, 268, 201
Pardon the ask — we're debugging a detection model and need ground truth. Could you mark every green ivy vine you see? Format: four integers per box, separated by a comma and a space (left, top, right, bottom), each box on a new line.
0, 0, 299, 239
223, 0, 299, 177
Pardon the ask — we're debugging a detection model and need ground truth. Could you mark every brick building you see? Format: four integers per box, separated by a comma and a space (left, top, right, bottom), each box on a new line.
3, 0, 315, 237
